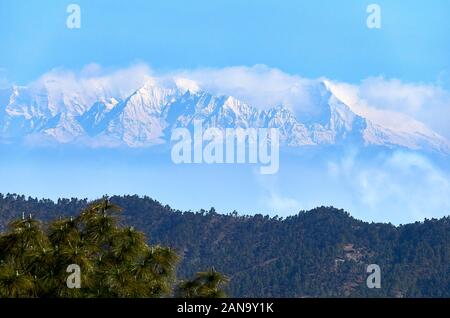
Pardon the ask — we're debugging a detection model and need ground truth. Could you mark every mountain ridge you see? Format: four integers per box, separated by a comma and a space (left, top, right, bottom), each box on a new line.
1, 79, 449, 154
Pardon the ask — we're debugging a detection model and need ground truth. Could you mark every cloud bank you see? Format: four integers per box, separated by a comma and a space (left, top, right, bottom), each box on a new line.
327, 150, 450, 223
26, 63, 450, 139
330, 78, 450, 139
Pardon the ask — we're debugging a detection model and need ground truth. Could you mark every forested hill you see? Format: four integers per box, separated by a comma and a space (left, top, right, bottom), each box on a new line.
0, 193, 449, 297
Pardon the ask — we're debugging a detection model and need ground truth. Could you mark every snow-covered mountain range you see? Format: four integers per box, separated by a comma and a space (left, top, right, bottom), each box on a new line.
0, 78, 449, 153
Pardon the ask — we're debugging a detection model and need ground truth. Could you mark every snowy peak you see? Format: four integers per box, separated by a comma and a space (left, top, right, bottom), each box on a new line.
291, 80, 367, 145
0, 79, 449, 153
128, 82, 179, 114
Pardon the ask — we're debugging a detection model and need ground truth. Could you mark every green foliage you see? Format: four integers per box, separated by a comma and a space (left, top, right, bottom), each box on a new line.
0, 197, 228, 298
0, 194, 449, 297
176, 268, 229, 298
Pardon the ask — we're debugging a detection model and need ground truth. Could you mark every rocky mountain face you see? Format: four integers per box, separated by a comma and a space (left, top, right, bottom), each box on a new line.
0, 79, 449, 153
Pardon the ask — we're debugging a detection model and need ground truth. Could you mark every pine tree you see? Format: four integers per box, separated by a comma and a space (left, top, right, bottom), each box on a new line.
0, 199, 227, 298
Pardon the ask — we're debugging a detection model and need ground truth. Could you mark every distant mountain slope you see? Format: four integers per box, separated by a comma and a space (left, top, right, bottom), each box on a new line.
1, 193, 449, 297
1, 78, 449, 153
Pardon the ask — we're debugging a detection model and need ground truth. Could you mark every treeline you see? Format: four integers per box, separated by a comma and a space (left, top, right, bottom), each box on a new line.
0, 193, 449, 297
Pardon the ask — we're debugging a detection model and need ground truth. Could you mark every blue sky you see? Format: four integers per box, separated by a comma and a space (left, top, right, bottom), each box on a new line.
0, 0, 449, 85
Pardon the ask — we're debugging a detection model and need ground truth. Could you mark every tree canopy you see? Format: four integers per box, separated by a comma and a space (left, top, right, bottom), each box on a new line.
0, 198, 228, 298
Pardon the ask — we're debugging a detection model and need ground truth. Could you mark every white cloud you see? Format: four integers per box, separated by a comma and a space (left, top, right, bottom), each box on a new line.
169, 65, 319, 112
31, 63, 154, 101
359, 77, 449, 114
328, 150, 450, 223
329, 77, 450, 139
25, 63, 450, 139
266, 193, 302, 216
255, 171, 303, 216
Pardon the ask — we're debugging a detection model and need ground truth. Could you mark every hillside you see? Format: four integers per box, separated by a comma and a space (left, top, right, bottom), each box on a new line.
0, 193, 449, 297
